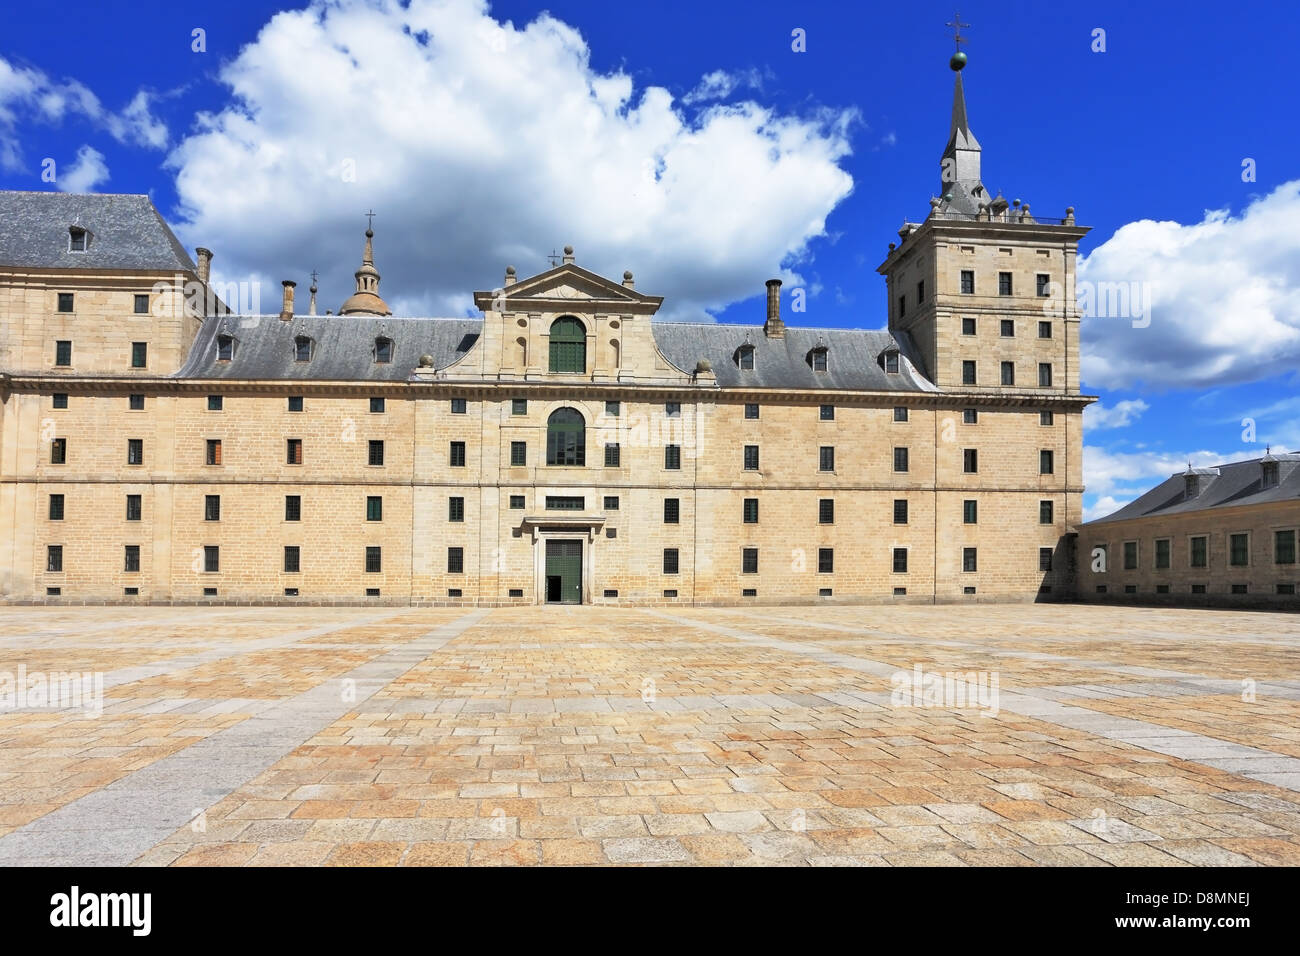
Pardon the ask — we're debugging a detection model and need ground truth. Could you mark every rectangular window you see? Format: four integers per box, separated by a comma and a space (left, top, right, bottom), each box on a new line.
893, 406, 908, 422
742, 548, 758, 574
960, 270, 974, 294
368, 440, 384, 466
49, 494, 65, 520
894, 447, 909, 472
1040, 411, 1055, 426
207, 395, 223, 411
451, 398, 466, 414
1038, 363, 1053, 387
1191, 584, 1206, 594
366, 496, 382, 522
124, 545, 140, 573
963, 499, 978, 524
812, 350, 828, 371
605, 400, 620, 417
366, 546, 382, 573
450, 441, 466, 467
203, 545, 219, 573
1036, 274, 1050, 297
818, 548, 834, 574
509, 441, 526, 467
131, 342, 148, 368
604, 442, 620, 467
1000, 362, 1015, 386
1155, 538, 1171, 569
1038, 320, 1052, 339
545, 496, 584, 511
819, 499, 834, 524
57, 293, 74, 313
134, 293, 150, 314
1123, 541, 1138, 570
665, 401, 680, 418
962, 360, 977, 385
1190, 536, 1208, 568
287, 439, 302, 465
284, 546, 300, 573
963, 547, 978, 573
509, 495, 525, 510
916, 280, 925, 303
369, 396, 385, 413
1230, 533, 1249, 567
893, 499, 908, 524
819, 446, 835, 472
744, 445, 759, 470
603, 496, 619, 510
998, 272, 1012, 296
961, 317, 976, 335
288, 396, 303, 412
820, 404, 835, 421
1276, 530, 1296, 565
449, 497, 465, 522
963, 448, 978, 473
285, 495, 301, 521
743, 498, 758, 523
744, 403, 759, 420
1000, 319, 1015, 337
126, 495, 141, 521
897, 295, 905, 318
1040, 500, 1054, 524
47, 545, 63, 572
1040, 450, 1055, 474
664, 498, 680, 524
511, 398, 527, 415
127, 439, 143, 465
1039, 547, 1053, 572
963, 408, 978, 424
893, 548, 908, 573
663, 549, 679, 575
51, 438, 67, 464
55, 340, 72, 366
1231, 584, 1248, 595
129, 394, 144, 410
204, 495, 220, 521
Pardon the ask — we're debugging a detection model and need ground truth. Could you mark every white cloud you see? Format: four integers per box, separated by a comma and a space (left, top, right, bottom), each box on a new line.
682, 68, 764, 105
1083, 444, 1257, 497
1083, 398, 1148, 431
1084, 495, 1133, 522
57, 144, 109, 192
1080, 179, 1300, 390
166, 0, 857, 320
0, 56, 169, 171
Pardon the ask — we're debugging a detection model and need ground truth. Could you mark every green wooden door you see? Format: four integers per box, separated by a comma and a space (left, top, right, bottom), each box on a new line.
545, 540, 582, 604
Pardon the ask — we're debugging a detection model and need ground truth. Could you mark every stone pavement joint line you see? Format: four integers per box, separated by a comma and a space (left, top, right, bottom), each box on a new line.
0, 610, 489, 866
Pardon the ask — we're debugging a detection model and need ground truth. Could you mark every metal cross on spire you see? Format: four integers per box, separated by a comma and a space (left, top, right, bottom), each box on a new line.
310, 269, 319, 287
364, 209, 376, 230
946, 12, 970, 50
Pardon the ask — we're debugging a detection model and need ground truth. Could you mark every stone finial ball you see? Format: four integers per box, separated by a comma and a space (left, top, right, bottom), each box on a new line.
505, 265, 516, 275
695, 359, 712, 373
563, 245, 574, 255
418, 354, 434, 367
623, 270, 633, 280
950, 51, 967, 71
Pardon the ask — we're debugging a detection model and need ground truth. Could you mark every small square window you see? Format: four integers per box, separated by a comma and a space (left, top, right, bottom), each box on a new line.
820, 404, 835, 421
53, 393, 68, 409
451, 398, 467, 414
741, 588, 757, 598
134, 294, 150, 314
512, 588, 527, 598
665, 402, 680, 417
448, 588, 463, 598
603, 496, 619, 510
370, 397, 385, 413
1040, 411, 1054, 426
744, 403, 759, 420
1038, 321, 1052, 339
605, 400, 620, 416
365, 588, 380, 597
207, 395, 223, 411
663, 589, 679, 598
288, 396, 304, 412
1000, 320, 1015, 337
893, 406, 908, 422
963, 408, 978, 424
961, 317, 976, 335
512, 398, 527, 415
57, 293, 74, 313
510, 495, 525, 510
129, 394, 145, 410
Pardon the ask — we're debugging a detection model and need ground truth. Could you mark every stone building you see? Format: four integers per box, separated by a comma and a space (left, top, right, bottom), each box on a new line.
1080, 454, 1300, 609
0, 57, 1095, 606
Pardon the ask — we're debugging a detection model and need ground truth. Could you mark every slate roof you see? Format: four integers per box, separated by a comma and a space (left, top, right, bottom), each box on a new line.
1087, 455, 1300, 525
0, 191, 195, 272
174, 313, 936, 392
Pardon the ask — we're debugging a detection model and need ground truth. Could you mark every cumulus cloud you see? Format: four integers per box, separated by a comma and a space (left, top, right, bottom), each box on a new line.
166, 0, 857, 319
1084, 495, 1133, 522
0, 56, 169, 171
57, 144, 109, 192
1083, 444, 1257, 498
1079, 180, 1300, 391
1083, 398, 1148, 431
682, 68, 765, 105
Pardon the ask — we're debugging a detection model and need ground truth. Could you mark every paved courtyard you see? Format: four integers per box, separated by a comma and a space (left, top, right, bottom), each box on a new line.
0, 603, 1298, 866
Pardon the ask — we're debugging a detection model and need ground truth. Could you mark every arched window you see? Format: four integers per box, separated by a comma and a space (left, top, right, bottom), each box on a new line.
294, 336, 312, 362
549, 317, 586, 373
374, 337, 393, 364
878, 349, 900, 374
216, 334, 234, 361
546, 407, 586, 466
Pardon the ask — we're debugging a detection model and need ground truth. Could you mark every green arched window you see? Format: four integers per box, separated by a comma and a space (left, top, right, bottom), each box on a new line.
549, 316, 586, 373
546, 407, 586, 466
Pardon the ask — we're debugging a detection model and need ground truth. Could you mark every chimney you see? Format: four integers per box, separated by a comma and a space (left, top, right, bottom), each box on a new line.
195, 247, 213, 284
764, 278, 784, 338
279, 280, 296, 321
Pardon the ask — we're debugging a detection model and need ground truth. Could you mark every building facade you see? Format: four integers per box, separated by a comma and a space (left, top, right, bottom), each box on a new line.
0, 58, 1095, 606
1080, 455, 1300, 610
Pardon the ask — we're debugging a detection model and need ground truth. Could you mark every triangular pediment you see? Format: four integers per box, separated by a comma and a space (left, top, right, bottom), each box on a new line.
473, 263, 663, 314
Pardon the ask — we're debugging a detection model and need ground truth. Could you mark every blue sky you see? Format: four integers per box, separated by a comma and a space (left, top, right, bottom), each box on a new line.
1, 0, 1297, 519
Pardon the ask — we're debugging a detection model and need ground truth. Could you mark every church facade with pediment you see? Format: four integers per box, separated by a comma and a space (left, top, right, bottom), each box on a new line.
0, 57, 1095, 607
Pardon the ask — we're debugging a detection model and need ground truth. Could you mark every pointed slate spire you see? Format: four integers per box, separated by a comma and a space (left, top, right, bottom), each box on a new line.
940, 64, 982, 196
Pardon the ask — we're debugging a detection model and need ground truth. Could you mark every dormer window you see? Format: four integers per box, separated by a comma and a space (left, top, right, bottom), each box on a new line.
374, 337, 393, 364
809, 347, 828, 372
294, 336, 313, 363
68, 227, 87, 252
1185, 474, 1200, 499
1262, 461, 1280, 489
879, 349, 900, 374
216, 334, 234, 362
737, 345, 755, 371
